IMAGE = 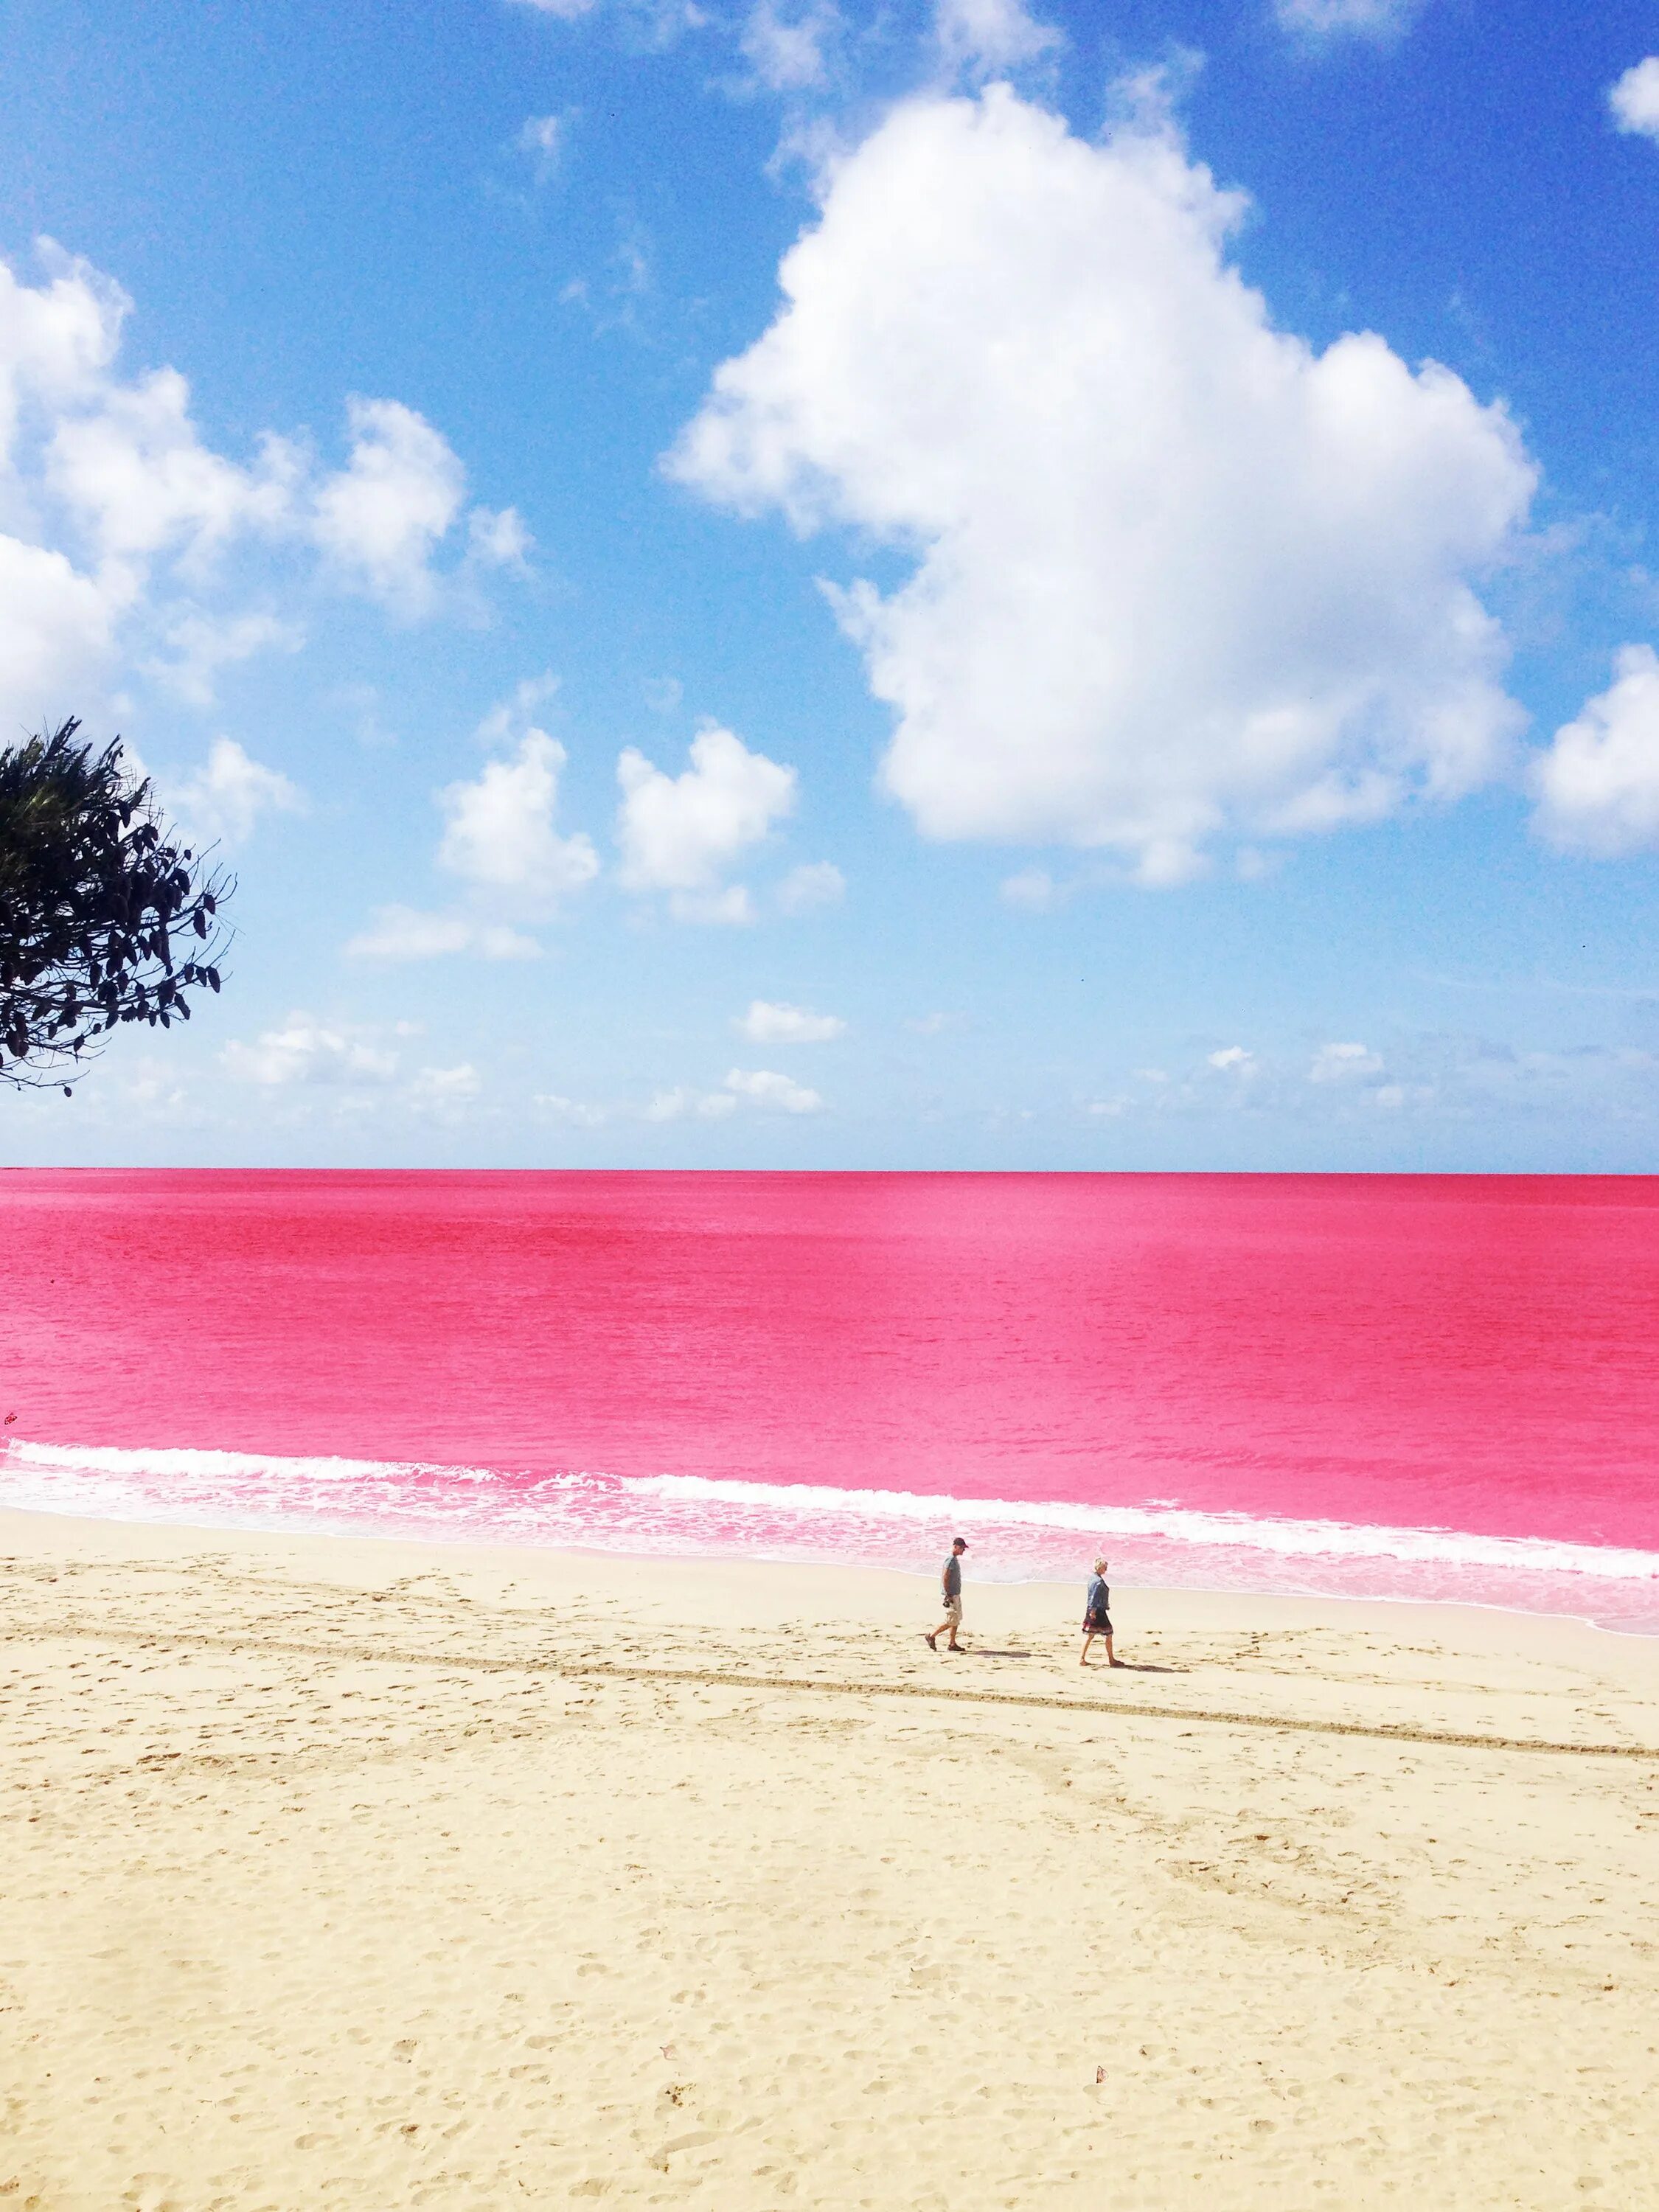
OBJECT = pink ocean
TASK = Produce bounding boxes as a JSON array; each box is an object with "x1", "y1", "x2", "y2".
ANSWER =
[{"x1": 4, "y1": 1169, "x2": 1658, "y2": 1630}]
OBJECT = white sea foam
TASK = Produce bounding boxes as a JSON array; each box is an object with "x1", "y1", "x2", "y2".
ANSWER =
[
  {"x1": 5, "y1": 1439, "x2": 1655, "y2": 1587},
  {"x1": 626, "y1": 1475, "x2": 1659, "y2": 1581},
  {"x1": 4, "y1": 1441, "x2": 507, "y2": 1485}
]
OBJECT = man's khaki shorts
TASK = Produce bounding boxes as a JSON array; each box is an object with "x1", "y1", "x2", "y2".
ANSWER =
[{"x1": 943, "y1": 1596, "x2": 963, "y2": 1627}]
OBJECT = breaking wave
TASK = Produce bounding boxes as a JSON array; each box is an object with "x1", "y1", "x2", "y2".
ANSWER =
[{"x1": 6, "y1": 1437, "x2": 1658, "y2": 1632}]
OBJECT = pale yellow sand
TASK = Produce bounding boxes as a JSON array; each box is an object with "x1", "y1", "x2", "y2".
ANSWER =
[{"x1": 4, "y1": 1509, "x2": 1658, "y2": 2211}]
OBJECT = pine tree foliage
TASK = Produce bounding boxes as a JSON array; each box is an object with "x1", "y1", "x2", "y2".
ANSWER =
[{"x1": 0, "y1": 720, "x2": 232, "y2": 1094}]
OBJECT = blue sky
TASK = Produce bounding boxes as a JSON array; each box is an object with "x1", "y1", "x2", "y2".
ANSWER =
[{"x1": 4, "y1": 0, "x2": 1659, "y2": 1168}]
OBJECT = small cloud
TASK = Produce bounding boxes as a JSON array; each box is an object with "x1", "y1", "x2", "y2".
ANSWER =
[
  {"x1": 1310, "y1": 1041, "x2": 1384, "y2": 1082},
  {"x1": 777, "y1": 860, "x2": 844, "y2": 914},
  {"x1": 740, "y1": 0, "x2": 841, "y2": 91},
  {"x1": 517, "y1": 111, "x2": 570, "y2": 182},
  {"x1": 1001, "y1": 867, "x2": 1057, "y2": 909},
  {"x1": 907, "y1": 1010, "x2": 961, "y2": 1036},
  {"x1": 311, "y1": 397, "x2": 467, "y2": 619},
  {"x1": 439, "y1": 729, "x2": 599, "y2": 910},
  {"x1": 934, "y1": 0, "x2": 1062, "y2": 74},
  {"x1": 1208, "y1": 1046, "x2": 1255, "y2": 1074},
  {"x1": 643, "y1": 675, "x2": 684, "y2": 715},
  {"x1": 644, "y1": 1085, "x2": 738, "y2": 1122},
  {"x1": 173, "y1": 736, "x2": 305, "y2": 848},
  {"x1": 1273, "y1": 0, "x2": 1423, "y2": 41},
  {"x1": 1531, "y1": 645, "x2": 1659, "y2": 856},
  {"x1": 616, "y1": 722, "x2": 794, "y2": 914},
  {"x1": 467, "y1": 505, "x2": 534, "y2": 570},
  {"x1": 475, "y1": 672, "x2": 560, "y2": 748},
  {"x1": 222, "y1": 1015, "x2": 398, "y2": 1088},
  {"x1": 145, "y1": 609, "x2": 302, "y2": 706},
  {"x1": 724, "y1": 1065, "x2": 824, "y2": 1113},
  {"x1": 510, "y1": 0, "x2": 597, "y2": 15},
  {"x1": 344, "y1": 905, "x2": 541, "y2": 961},
  {"x1": 329, "y1": 681, "x2": 397, "y2": 749},
  {"x1": 411, "y1": 1062, "x2": 481, "y2": 1104},
  {"x1": 735, "y1": 999, "x2": 846, "y2": 1043},
  {"x1": 535, "y1": 1092, "x2": 609, "y2": 1127},
  {"x1": 1610, "y1": 58, "x2": 1659, "y2": 140},
  {"x1": 1133, "y1": 840, "x2": 1208, "y2": 888},
  {"x1": 668, "y1": 885, "x2": 757, "y2": 926}
]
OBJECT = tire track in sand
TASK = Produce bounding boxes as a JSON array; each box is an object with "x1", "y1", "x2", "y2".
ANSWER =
[{"x1": 7, "y1": 1618, "x2": 1657, "y2": 1761}]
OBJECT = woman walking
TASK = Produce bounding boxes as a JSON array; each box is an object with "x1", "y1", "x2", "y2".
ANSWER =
[{"x1": 1082, "y1": 1557, "x2": 1122, "y2": 1667}]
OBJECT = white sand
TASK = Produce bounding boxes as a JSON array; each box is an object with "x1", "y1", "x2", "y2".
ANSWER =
[{"x1": 3, "y1": 1506, "x2": 1658, "y2": 2209}]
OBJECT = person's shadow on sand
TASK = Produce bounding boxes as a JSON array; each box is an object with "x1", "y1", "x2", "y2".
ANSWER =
[{"x1": 952, "y1": 1649, "x2": 1184, "y2": 1672}]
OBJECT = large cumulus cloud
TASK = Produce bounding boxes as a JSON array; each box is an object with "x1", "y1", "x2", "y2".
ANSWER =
[{"x1": 671, "y1": 88, "x2": 1537, "y2": 883}]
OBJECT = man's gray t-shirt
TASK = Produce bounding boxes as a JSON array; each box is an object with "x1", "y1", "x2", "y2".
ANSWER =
[{"x1": 944, "y1": 1555, "x2": 961, "y2": 1599}]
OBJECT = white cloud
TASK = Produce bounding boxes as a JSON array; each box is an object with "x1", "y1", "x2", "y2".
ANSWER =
[
  {"x1": 410, "y1": 1062, "x2": 481, "y2": 1103},
  {"x1": 172, "y1": 736, "x2": 305, "y2": 848},
  {"x1": 518, "y1": 111, "x2": 568, "y2": 181},
  {"x1": 641, "y1": 1067, "x2": 827, "y2": 1119},
  {"x1": 736, "y1": 998, "x2": 846, "y2": 1042},
  {"x1": 670, "y1": 884, "x2": 757, "y2": 925},
  {"x1": 0, "y1": 244, "x2": 524, "y2": 740},
  {"x1": 510, "y1": 0, "x2": 597, "y2": 15},
  {"x1": 776, "y1": 859, "x2": 844, "y2": 911},
  {"x1": 474, "y1": 671, "x2": 560, "y2": 748},
  {"x1": 1310, "y1": 1041, "x2": 1384, "y2": 1082},
  {"x1": 1001, "y1": 867, "x2": 1057, "y2": 908},
  {"x1": 1609, "y1": 57, "x2": 1659, "y2": 137},
  {"x1": 1274, "y1": 0, "x2": 1422, "y2": 40},
  {"x1": 616, "y1": 721, "x2": 796, "y2": 900},
  {"x1": 312, "y1": 397, "x2": 466, "y2": 615},
  {"x1": 467, "y1": 504, "x2": 533, "y2": 568},
  {"x1": 438, "y1": 728, "x2": 599, "y2": 906},
  {"x1": 1208, "y1": 1046, "x2": 1256, "y2": 1074},
  {"x1": 344, "y1": 905, "x2": 542, "y2": 961},
  {"x1": 48, "y1": 369, "x2": 296, "y2": 566},
  {"x1": 535, "y1": 1092, "x2": 610, "y2": 1127},
  {"x1": 119, "y1": 1058, "x2": 191, "y2": 1118},
  {"x1": 672, "y1": 89, "x2": 1533, "y2": 883},
  {"x1": 643, "y1": 675, "x2": 684, "y2": 714},
  {"x1": 1531, "y1": 645, "x2": 1659, "y2": 856},
  {"x1": 741, "y1": 0, "x2": 840, "y2": 91},
  {"x1": 725, "y1": 1065, "x2": 825, "y2": 1113},
  {"x1": 0, "y1": 242, "x2": 126, "y2": 458},
  {"x1": 644, "y1": 1085, "x2": 738, "y2": 1122},
  {"x1": 222, "y1": 1015, "x2": 398, "y2": 1087},
  {"x1": 0, "y1": 534, "x2": 118, "y2": 715},
  {"x1": 145, "y1": 608, "x2": 302, "y2": 706},
  {"x1": 934, "y1": 0, "x2": 1061, "y2": 73}
]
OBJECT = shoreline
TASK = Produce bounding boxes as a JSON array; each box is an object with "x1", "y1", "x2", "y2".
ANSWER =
[
  {"x1": 10, "y1": 1430, "x2": 1659, "y2": 1644},
  {"x1": 7, "y1": 1500, "x2": 1659, "y2": 1728},
  {"x1": 4, "y1": 1492, "x2": 1658, "y2": 1644},
  {"x1": 5, "y1": 1505, "x2": 1658, "y2": 2207}
]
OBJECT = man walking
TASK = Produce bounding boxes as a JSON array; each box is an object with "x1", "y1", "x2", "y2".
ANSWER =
[{"x1": 925, "y1": 1537, "x2": 968, "y2": 1652}]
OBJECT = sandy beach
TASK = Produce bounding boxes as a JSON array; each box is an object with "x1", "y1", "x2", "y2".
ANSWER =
[{"x1": 3, "y1": 1509, "x2": 1657, "y2": 2210}]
